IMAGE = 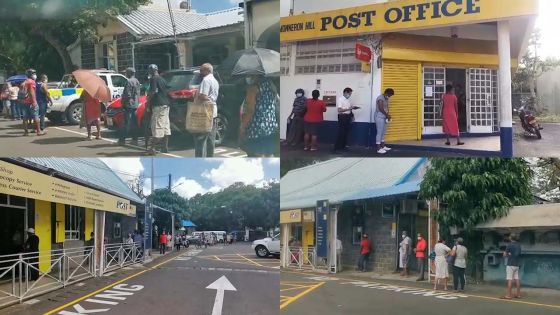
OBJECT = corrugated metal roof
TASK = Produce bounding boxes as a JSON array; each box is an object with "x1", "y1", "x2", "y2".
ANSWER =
[
  {"x1": 475, "y1": 204, "x2": 560, "y2": 229},
  {"x1": 281, "y1": 158, "x2": 424, "y2": 210},
  {"x1": 21, "y1": 158, "x2": 143, "y2": 204},
  {"x1": 117, "y1": 7, "x2": 243, "y2": 38}
]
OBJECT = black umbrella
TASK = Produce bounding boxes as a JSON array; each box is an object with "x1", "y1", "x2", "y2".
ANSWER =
[{"x1": 220, "y1": 48, "x2": 280, "y2": 77}]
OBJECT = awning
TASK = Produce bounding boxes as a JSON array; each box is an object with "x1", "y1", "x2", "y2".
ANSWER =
[
  {"x1": 0, "y1": 160, "x2": 136, "y2": 216},
  {"x1": 181, "y1": 220, "x2": 197, "y2": 227},
  {"x1": 475, "y1": 204, "x2": 560, "y2": 230}
]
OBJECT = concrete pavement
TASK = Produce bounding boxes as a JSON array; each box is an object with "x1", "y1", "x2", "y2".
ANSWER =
[
  {"x1": 0, "y1": 243, "x2": 278, "y2": 315},
  {"x1": 514, "y1": 122, "x2": 560, "y2": 157},
  {"x1": 0, "y1": 118, "x2": 247, "y2": 157},
  {"x1": 280, "y1": 270, "x2": 560, "y2": 315}
]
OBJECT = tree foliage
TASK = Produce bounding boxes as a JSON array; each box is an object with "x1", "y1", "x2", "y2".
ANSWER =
[
  {"x1": 532, "y1": 158, "x2": 560, "y2": 202},
  {"x1": 0, "y1": 0, "x2": 151, "y2": 74},
  {"x1": 419, "y1": 158, "x2": 533, "y2": 232},
  {"x1": 146, "y1": 182, "x2": 279, "y2": 232}
]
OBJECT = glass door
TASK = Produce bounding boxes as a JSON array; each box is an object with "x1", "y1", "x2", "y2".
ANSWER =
[
  {"x1": 467, "y1": 68, "x2": 498, "y2": 133},
  {"x1": 422, "y1": 67, "x2": 446, "y2": 135}
]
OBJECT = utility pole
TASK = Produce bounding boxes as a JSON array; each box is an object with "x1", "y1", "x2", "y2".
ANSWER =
[{"x1": 168, "y1": 174, "x2": 172, "y2": 190}]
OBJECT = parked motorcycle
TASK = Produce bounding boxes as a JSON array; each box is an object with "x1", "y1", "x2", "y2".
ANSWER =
[{"x1": 516, "y1": 106, "x2": 543, "y2": 139}]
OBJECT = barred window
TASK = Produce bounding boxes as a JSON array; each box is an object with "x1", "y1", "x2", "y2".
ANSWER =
[
  {"x1": 65, "y1": 205, "x2": 84, "y2": 241},
  {"x1": 295, "y1": 37, "x2": 362, "y2": 75},
  {"x1": 280, "y1": 43, "x2": 291, "y2": 76}
]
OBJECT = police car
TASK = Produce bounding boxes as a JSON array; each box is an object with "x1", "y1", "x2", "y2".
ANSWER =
[{"x1": 47, "y1": 70, "x2": 128, "y2": 125}]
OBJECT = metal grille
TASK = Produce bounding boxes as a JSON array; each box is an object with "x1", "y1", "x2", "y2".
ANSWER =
[
  {"x1": 295, "y1": 37, "x2": 362, "y2": 74},
  {"x1": 280, "y1": 43, "x2": 291, "y2": 76},
  {"x1": 423, "y1": 67, "x2": 446, "y2": 128}
]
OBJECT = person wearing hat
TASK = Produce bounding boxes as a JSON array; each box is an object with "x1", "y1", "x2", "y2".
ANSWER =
[
  {"x1": 146, "y1": 64, "x2": 171, "y2": 154},
  {"x1": 24, "y1": 228, "x2": 40, "y2": 281},
  {"x1": 285, "y1": 88, "x2": 307, "y2": 147},
  {"x1": 21, "y1": 69, "x2": 44, "y2": 136},
  {"x1": 118, "y1": 67, "x2": 141, "y2": 146},
  {"x1": 333, "y1": 87, "x2": 359, "y2": 152}
]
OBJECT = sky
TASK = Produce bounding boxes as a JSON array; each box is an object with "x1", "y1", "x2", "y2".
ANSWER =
[
  {"x1": 536, "y1": 0, "x2": 560, "y2": 58},
  {"x1": 101, "y1": 158, "x2": 280, "y2": 199}
]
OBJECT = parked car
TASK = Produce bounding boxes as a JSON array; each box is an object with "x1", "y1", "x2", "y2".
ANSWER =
[
  {"x1": 47, "y1": 70, "x2": 128, "y2": 124},
  {"x1": 252, "y1": 234, "x2": 280, "y2": 258},
  {"x1": 105, "y1": 67, "x2": 245, "y2": 146}
]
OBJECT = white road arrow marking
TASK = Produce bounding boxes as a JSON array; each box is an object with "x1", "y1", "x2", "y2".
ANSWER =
[
  {"x1": 206, "y1": 275, "x2": 237, "y2": 315},
  {"x1": 58, "y1": 304, "x2": 109, "y2": 314}
]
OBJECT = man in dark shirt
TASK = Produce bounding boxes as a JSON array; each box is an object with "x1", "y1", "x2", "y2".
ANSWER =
[
  {"x1": 146, "y1": 64, "x2": 171, "y2": 154},
  {"x1": 502, "y1": 233, "x2": 522, "y2": 299},
  {"x1": 24, "y1": 228, "x2": 40, "y2": 281},
  {"x1": 119, "y1": 67, "x2": 140, "y2": 146}
]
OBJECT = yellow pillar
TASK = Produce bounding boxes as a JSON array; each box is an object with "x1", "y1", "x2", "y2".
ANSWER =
[
  {"x1": 35, "y1": 200, "x2": 51, "y2": 273},
  {"x1": 56, "y1": 203, "x2": 65, "y2": 243},
  {"x1": 85, "y1": 208, "x2": 94, "y2": 241}
]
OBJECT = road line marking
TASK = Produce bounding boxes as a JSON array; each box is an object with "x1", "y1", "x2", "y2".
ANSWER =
[
  {"x1": 51, "y1": 126, "x2": 182, "y2": 158},
  {"x1": 197, "y1": 256, "x2": 278, "y2": 270},
  {"x1": 43, "y1": 254, "x2": 179, "y2": 315},
  {"x1": 281, "y1": 270, "x2": 560, "y2": 310},
  {"x1": 23, "y1": 299, "x2": 41, "y2": 305},
  {"x1": 279, "y1": 282, "x2": 325, "y2": 310},
  {"x1": 236, "y1": 254, "x2": 265, "y2": 267}
]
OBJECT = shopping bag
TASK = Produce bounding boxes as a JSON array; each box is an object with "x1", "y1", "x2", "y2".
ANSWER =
[{"x1": 186, "y1": 100, "x2": 214, "y2": 133}]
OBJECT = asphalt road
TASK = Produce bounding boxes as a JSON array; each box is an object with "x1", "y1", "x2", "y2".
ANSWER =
[
  {"x1": 1, "y1": 243, "x2": 278, "y2": 315},
  {"x1": 280, "y1": 271, "x2": 560, "y2": 315},
  {"x1": 0, "y1": 118, "x2": 247, "y2": 158},
  {"x1": 281, "y1": 143, "x2": 472, "y2": 158},
  {"x1": 514, "y1": 122, "x2": 560, "y2": 157}
]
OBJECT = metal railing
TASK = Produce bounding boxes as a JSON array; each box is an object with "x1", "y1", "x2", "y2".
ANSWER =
[
  {"x1": 0, "y1": 242, "x2": 143, "y2": 308},
  {"x1": 284, "y1": 246, "x2": 320, "y2": 270}
]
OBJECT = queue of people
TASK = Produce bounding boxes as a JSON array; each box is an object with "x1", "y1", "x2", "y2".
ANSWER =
[{"x1": 285, "y1": 83, "x2": 467, "y2": 154}]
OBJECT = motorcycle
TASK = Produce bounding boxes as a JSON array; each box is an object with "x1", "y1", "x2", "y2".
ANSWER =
[{"x1": 516, "y1": 106, "x2": 543, "y2": 139}]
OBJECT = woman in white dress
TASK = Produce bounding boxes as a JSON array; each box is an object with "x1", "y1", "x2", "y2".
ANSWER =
[{"x1": 434, "y1": 239, "x2": 451, "y2": 290}]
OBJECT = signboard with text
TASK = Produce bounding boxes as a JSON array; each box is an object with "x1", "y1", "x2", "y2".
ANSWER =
[
  {"x1": 0, "y1": 161, "x2": 135, "y2": 216},
  {"x1": 280, "y1": 0, "x2": 538, "y2": 42},
  {"x1": 355, "y1": 43, "x2": 372, "y2": 62},
  {"x1": 316, "y1": 200, "x2": 329, "y2": 258},
  {"x1": 280, "y1": 209, "x2": 302, "y2": 224}
]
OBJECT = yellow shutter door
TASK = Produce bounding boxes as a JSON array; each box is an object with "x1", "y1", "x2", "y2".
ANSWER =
[{"x1": 382, "y1": 60, "x2": 421, "y2": 141}]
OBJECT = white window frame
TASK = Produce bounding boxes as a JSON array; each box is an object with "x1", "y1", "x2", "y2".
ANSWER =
[
  {"x1": 65, "y1": 205, "x2": 83, "y2": 241},
  {"x1": 295, "y1": 36, "x2": 362, "y2": 75},
  {"x1": 280, "y1": 43, "x2": 291, "y2": 76}
]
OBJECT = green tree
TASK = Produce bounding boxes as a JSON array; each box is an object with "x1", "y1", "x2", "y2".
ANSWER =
[
  {"x1": 0, "y1": 0, "x2": 151, "y2": 73},
  {"x1": 532, "y1": 158, "x2": 560, "y2": 202},
  {"x1": 420, "y1": 158, "x2": 533, "y2": 231}
]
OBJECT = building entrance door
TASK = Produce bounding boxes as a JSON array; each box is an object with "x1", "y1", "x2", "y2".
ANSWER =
[
  {"x1": 422, "y1": 67, "x2": 446, "y2": 135},
  {"x1": 446, "y1": 68, "x2": 468, "y2": 132},
  {"x1": 467, "y1": 68, "x2": 499, "y2": 133}
]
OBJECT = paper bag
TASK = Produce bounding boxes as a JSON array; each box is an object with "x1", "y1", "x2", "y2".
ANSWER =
[{"x1": 186, "y1": 100, "x2": 214, "y2": 133}]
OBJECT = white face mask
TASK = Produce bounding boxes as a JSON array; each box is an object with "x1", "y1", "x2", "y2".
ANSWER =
[
  {"x1": 296, "y1": 93, "x2": 303, "y2": 98},
  {"x1": 31, "y1": 74, "x2": 37, "y2": 80},
  {"x1": 344, "y1": 93, "x2": 351, "y2": 99},
  {"x1": 402, "y1": 235, "x2": 406, "y2": 239},
  {"x1": 246, "y1": 77, "x2": 254, "y2": 85}
]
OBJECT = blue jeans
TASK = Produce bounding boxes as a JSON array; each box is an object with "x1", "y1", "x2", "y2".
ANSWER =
[
  {"x1": 38, "y1": 101, "x2": 48, "y2": 130},
  {"x1": 358, "y1": 253, "x2": 370, "y2": 271},
  {"x1": 11, "y1": 101, "x2": 21, "y2": 119},
  {"x1": 119, "y1": 108, "x2": 138, "y2": 142}
]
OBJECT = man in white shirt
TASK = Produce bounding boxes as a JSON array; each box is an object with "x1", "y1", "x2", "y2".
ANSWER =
[
  {"x1": 336, "y1": 237, "x2": 343, "y2": 272},
  {"x1": 333, "y1": 87, "x2": 358, "y2": 152},
  {"x1": 195, "y1": 63, "x2": 220, "y2": 157}
]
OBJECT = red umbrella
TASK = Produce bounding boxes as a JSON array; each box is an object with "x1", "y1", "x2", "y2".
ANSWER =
[{"x1": 72, "y1": 70, "x2": 111, "y2": 102}]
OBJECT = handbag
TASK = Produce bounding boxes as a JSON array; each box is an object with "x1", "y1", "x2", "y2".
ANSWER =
[
  {"x1": 446, "y1": 246, "x2": 457, "y2": 265},
  {"x1": 186, "y1": 100, "x2": 214, "y2": 133}
]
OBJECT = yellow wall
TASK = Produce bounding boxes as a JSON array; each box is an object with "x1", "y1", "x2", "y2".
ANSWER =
[
  {"x1": 56, "y1": 203, "x2": 65, "y2": 243},
  {"x1": 302, "y1": 222, "x2": 314, "y2": 264},
  {"x1": 85, "y1": 208, "x2": 94, "y2": 241},
  {"x1": 35, "y1": 200, "x2": 51, "y2": 273}
]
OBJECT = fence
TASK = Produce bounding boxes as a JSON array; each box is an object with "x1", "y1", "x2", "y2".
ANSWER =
[
  {"x1": 0, "y1": 242, "x2": 143, "y2": 308},
  {"x1": 283, "y1": 246, "x2": 329, "y2": 271}
]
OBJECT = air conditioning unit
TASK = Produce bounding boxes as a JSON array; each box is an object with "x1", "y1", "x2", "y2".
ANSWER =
[{"x1": 400, "y1": 199, "x2": 418, "y2": 214}]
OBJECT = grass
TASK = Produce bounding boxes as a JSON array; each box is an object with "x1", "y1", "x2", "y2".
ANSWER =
[{"x1": 536, "y1": 114, "x2": 560, "y2": 123}]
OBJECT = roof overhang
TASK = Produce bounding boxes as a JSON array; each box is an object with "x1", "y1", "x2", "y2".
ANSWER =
[{"x1": 475, "y1": 204, "x2": 560, "y2": 230}]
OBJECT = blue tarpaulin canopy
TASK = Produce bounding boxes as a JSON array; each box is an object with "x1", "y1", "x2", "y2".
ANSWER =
[
  {"x1": 181, "y1": 220, "x2": 197, "y2": 227},
  {"x1": 6, "y1": 74, "x2": 27, "y2": 85}
]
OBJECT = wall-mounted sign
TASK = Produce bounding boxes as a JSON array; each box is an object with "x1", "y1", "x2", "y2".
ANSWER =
[
  {"x1": 355, "y1": 43, "x2": 372, "y2": 62},
  {"x1": 0, "y1": 161, "x2": 135, "y2": 216},
  {"x1": 302, "y1": 210, "x2": 315, "y2": 222},
  {"x1": 280, "y1": 209, "x2": 302, "y2": 223},
  {"x1": 316, "y1": 200, "x2": 329, "y2": 258},
  {"x1": 281, "y1": 0, "x2": 538, "y2": 42}
]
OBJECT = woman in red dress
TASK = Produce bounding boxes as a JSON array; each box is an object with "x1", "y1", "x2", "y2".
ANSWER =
[
  {"x1": 81, "y1": 91, "x2": 102, "y2": 140},
  {"x1": 441, "y1": 84, "x2": 464, "y2": 146}
]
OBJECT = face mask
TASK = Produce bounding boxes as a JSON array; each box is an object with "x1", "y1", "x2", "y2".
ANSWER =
[
  {"x1": 417, "y1": 237, "x2": 421, "y2": 240},
  {"x1": 402, "y1": 235, "x2": 406, "y2": 239},
  {"x1": 296, "y1": 93, "x2": 303, "y2": 98},
  {"x1": 31, "y1": 74, "x2": 37, "y2": 80},
  {"x1": 246, "y1": 77, "x2": 254, "y2": 85},
  {"x1": 147, "y1": 75, "x2": 152, "y2": 80}
]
